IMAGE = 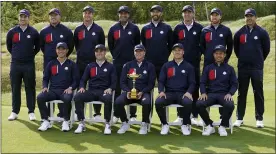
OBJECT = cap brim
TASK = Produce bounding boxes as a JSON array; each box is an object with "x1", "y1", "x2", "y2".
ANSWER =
[
  {"x1": 83, "y1": 9, "x2": 94, "y2": 12},
  {"x1": 49, "y1": 11, "x2": 59, "y2": 15},
  {"x1": 19, "y1": 13, "x2": 29, "y2": 16},
  {"x1": 150, "y1": 8, "x2": 161, "y2": 12},
  {"x1": 245, "y1": 13, "x2": 255, "y2": 16},
  {"x1": 183, "y1": 9, "x2": 193, "y2": 12},
  {"x1": 172, "y1": 46, "x2": 183, "y2": 50},
  {"x1": 210, "y1": 11, "x2": 220, "y2": 15}
]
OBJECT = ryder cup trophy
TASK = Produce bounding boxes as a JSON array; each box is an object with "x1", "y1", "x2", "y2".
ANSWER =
[{"x1": 127, "y1": 70, "x2": 141, "y2": 99}]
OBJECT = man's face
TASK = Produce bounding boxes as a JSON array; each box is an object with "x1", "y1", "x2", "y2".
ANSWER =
[
  {"x1": 134, "y1": 50, "x2": 145, "y2": 61},
  {"x1": 213, "y1": 51, "x2": 226, "y2": 62},
  {"x1": 83, "y1": 10, "x2": 93, "y2": 22},
  {"x1": 245, "y1": 14, "x2": 256, "y2": 26},
  {"x1": 182, "y1": 10, "x2": 194, "y2": 22},
  {"x1": 56, "y1": 47, "x2": 68, "y2": 58},
  {"x1": 173, "y1": 47, "x2": 184, "y2": 59},
  {"x1": 210, "y1": 13, "x2": 221, "y2": 24},
  {"x1": 95, "y1": 49, "x2": 106, "y2": 60},
  {"x1": 19, "y1": 14, "x2": 29, "y2": 25},
  {"x1": 150, "y1": 9, "x2": 162, "y2": 21},
  {"x1": 49, "y1": 13, "x2": 61, "y2": 25},
  {"x1": 118, "y1": 11, "x2": 129, "y2": 22}
]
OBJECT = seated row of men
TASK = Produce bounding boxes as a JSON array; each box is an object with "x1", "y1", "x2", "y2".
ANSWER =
[{"x1": 37, "y1": 42, "x2": 237, "y2": 136}]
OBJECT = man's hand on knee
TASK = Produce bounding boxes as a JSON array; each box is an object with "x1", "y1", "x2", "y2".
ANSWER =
[
  {"x1": 158, "y1": 92, "x2": 166, "y2": 99},
  {"x1": 198, "y1": 93, "x2": 208, "y2": 101}
]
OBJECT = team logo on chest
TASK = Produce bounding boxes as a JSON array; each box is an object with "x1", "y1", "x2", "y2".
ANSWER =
[
  {"x1": 143, "y1": 70, "x2": 147, "y2": 74},
  {"x1": 193, "y1": 31, "x2": 197, "y2": 35},
  {"x1": 160, "y1": 30, "x2": 164, "y2": 34},
  {"x1": 254, "y1": 36, "x2": 258, "y2": 40},
  {"x1": 219, "y1": 34, "x2": 223, "y2": 37},
  {"x1": 181, "y1": 70, "x2": 186, "y2": 73},
  {"x1": 223, "y1": 71, "x2": 227, "y2": 75},
  {"x1": 92, "y1": 32, "x2": 96, "y2": 36},
  {"x1": 128, "y1": 31, "x2": 132, "y2": 35},
  {"x1": 27, "y1": 35, "x2": 31, "y2": 38},
  {"x1": 103, "y1": 68, "x2": 107, "y2": 72},
  {"x1": 65, "y1": 67, "x2": 68, "y2": 70},
  {"x1": 60, "y1": 34, "x2": 64, "y2": 38}
]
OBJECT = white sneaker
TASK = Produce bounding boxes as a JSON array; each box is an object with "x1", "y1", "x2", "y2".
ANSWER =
[
  {"x1": 181, "y1": 125, "x2": 191, "y2": 136},
  {"x1": 117, "y1": 122, "x2": 130, "y2": 134},
  {"x1": 256, "y1": 120, "x2": 264, "y2": 128},
  {"x1": 139, "y1": 122, "x2": 148, "y2": 135},
  {"x1": 62, "y1": 121, "x2": 70, "y2": 132},
  {"x1": 112, "y1": 116, "x2": 119, "y2": 124},
  {"x1": 191, "y1": 118, "x2": 198, "y2": 126},
  {"x1": 218, "y1": 126, "x2": 228, "y2": 136},
  {"x1": 197, "y1": 119, "x2": 204, "y2": 127},
  {"x1": 28, "y1": 113, "x2": 36, "y2": 121},
  {"x1": 202, "y1": 125, "x2": 215, "y2": 136},
  {"x1": 74, "y1": 123, "x2": 85, "y2": 134},
  {"x1": 130, "y1": 117, "x2": 137, "y2": 122},
  {"x1": 38, "y1": 120, "x2": 52, "y2": 131},
  {"x1": 94, "y1": 115, "x2": 102, "y2": 121},
  {"x1": 74, "y1": 113, "x2": 79, "y2": 122},
  {"x1": 160, "y1": 124, "x2": 170, "y2": 135},
  {"x1": 173, "y1": 117, "x2": 183, "y2": 123},
  {"x1": 233, "y1": 120, "x2": 243, "y2": 127},
  {"x1": 104, "y1": 124, "x2": 112, "y2": 135},
  {"x1": 8, "y1": 112, "x2": 18, "y2": 121}
]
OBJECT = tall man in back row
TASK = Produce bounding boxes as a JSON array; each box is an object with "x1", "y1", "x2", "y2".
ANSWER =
[
  {"x1": 108, "y1": 6, "x2": 141, "y2": 123},
  {"x1": 233, "y1": 8, "x2": 270, "y2": 128}
]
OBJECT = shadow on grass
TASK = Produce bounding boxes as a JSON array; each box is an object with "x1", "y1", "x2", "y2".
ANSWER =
[{"x1": 16, "y1": 119, "x2": 275, "y2": 153}]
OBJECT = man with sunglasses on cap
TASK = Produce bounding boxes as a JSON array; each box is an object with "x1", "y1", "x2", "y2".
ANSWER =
[
  {"x1": 7, "y1": 9, "x2": 40, "y2": 121},
  {"x1": 74, "y1": 44, "x2": 117, "y2": 135},
  {"x1": 40, "y1": 8, "x2": 74, "y2": 118},
  {"x1": 74, "y1": 6, "x2": 105, "y2": 121},
  {"x1": 155, "y1": 43, "x2": 195, "y2": 135},
  {"x1": 172, "y1": 5, "x2": 204, "y2": 126},
  {"x1": 197, "y1": 45, "x2": 238, "y2": 137},
  {"x1": 233, "y1": 8, "x2": 270, "y2": 128},
  {"x1": 37, "y1": 42, "x2": 79, "y2": 132},
  {"x1": 141, "y1": 5, "x2": 173, "y2": 80},
  {"x1": 114, "y1": 44, "x2": 156, "y2": 135},
  {"x1": 108, "y1": 6, "x2": 141, "y2": 123}
]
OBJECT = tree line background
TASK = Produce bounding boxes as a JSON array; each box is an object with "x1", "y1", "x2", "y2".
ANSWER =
[{"x1": 1, "y1": 1, "x2": 275, "y2": 31}]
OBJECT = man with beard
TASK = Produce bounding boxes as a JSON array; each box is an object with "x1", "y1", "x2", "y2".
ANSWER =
[
  {"x1": 141, "y1": 5, "x2": 173, "y2": 80},
  {"x1": 108, "y1": 6, "x2": 141, "y2": 123},
  {"x1": 7, "y1": 9, "x2": 40, "y2": 121},
  {"x1": 172, "y1": 5, "x2": 204, "y2": 126},
  {"x1": 233, "y1": 8, "x2": 270, "y2": 128},
  {"x1": 40, "y1": 8, "x2": 74, "y2": 118},
  {"x1": 74, "y1": 6, "x2": 105, "y2": 120}
]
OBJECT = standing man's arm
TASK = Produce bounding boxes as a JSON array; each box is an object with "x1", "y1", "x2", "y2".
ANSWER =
[
  {"x1": 172, "y1": 26, "x2": 179, "y2": 46},
  {"x1": 39, "y1": 31, "x2": 45, "y2": 54},
  {"x1": 34, "y1": 30, "x2": 40, "y2": 55},
  {"x1": 73, "y1": 27, "x2": 79, "y2": 52},
  {"x1": 107, "y1": 28, "x2": 114, "y2": 56},
  {"x1": 225, "y1": 28, "x2": 233, "y2": 62},
  {"x1": 99, "y1": 27, "x2": 105, "y2": 45},
  {"x1": 167, "y1": 25, "x2": 173, "y2": 57},
  {"x1": 134, "y1": 26, "x2": 141, "y2": 45},
  {"x1": 233, "y1": 31, "x2": 240, "y2": 58},
  {"x1": 200, "y1": 29, "x2": 206, "y2": 56},
  {"x1": 67, "y1": 29, "x2": 74, "y2": 56},
  {"x1": 6, "y1": 29, "x2": 13, "y2": 54},
  {"x1": 141, "y1": 27, "x2": 146, "y2": 47},
  {"x1": 261, "y1": 30, "x2": 270, "y2": 61}
]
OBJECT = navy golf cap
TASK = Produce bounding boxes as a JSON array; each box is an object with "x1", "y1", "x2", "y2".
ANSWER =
[
  {"x1": 49, "y1": 8, "x2": 61, "y2": 15},
  {"x1": 118, "y1": 6, "x2": 130, "y2": 13},
  {"x1": 210, "y1": 8, "x2": 222, "y2": 16},
  {"x1": 150, "y1": 5, "x2": 163, "y2": 12},
  {"x1": 213, "y1": 45, "x2": 226, "y2": 53},
  {"x1": 134, "y1": 44, "x2": 146, "y2": 51},
  {"x1": 56, "y1": 42, "x2": 68, "y2": 49},
  {"x1": 172, "y1": 43, "x2": 184, "y2": 50},
  {"x1": 94, "y1": 44, "x2": 106, "y2": 51},
  {"x1": 83, "y1": 6, "x2": 94, "y2": 13},
  {"x1": 182, "y1": 5, "x2": 194, "y2": 12},
  {"x1": 245, "y1": 8, "x2": 256, "y2": 16},
  {"x1": 19, "y1": 9, "x2": 30, "y2": 17}
]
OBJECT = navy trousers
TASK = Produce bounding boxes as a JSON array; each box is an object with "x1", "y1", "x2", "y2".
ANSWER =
[
  {"x1": 10, "y1": 62, "x2": 36, "y2": 114},
  {"x1": 196, "y1": 93, "x2": 235, "y2": 127},
  {"x1": 155, "y1": 92, "x2": 193, "y2": 125},
  {"x1": 37, "y1": 89, "x2": 73, "y2": 121},
  {"x1": 237, "y1": 69, "x2": 264, "y2": 120},
  {"x1": 74, "y1": 89, "x2": 112, "y2": 122}
]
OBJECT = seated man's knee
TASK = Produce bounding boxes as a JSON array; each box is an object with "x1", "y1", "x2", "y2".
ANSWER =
[
  {"x1": 182, "y1": 97, "x2": 193, "y2": 106},
  {"x1": 224, "y1": 101, "x2": 235, "y2": 111},
  {"x1": 196, "y1": 100, "x2": 206, "y2": 108},
  {"x1": 102, "y1": 93, "x2": 112, "y2": 103},
  {"x1": 37, "y1": 92, "x2": 47, "y2": 103},
  {"x1": 74, "y1": 92, "x2": 83, "y2": 102},
  {"x1": 115, "y1": 93, "x2": 126, "y2": 106},
  {"x1": 61, "y1": 94, "x2": 73, "y2": 103},
  {"x1": 155, "y1": 97, "x2": 166, "y2": 108}
]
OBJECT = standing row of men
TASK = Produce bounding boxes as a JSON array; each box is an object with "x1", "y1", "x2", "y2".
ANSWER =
[{"x1": 7, "y1": 5, "x2": 270, "y2": 135}]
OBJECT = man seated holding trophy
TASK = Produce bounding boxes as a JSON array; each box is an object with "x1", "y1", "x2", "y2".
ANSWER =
[
  {"x1": 114, "y1": 44, "x2": 156, "y2": 135},
  {"x1": 155, "y1": 43, "x2": 196, "y2": 135}
]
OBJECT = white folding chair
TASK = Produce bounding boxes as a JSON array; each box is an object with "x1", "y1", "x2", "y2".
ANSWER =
[
  {"x1": 202, "y1": 104, "x2": 233, "y2": 134},
  {"x1": 126, "y1": 90, "x2": 154, "y2": 132},
  {"x1": 83, "y1": 91, "x2": 115, "y2": 125},
  {"x1": 47, "y1": 90, "x2": 76, "y2": 129},
  {"x1": 165, "y1": 104, "x2": 184, "y2": 126}
]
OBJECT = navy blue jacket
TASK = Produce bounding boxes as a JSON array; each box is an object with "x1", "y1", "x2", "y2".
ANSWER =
[
  {"x1": 173, "y1": 21, "x2": 204, "y2": 68},
  {"x1": 43, "y1": 59, "x2": 79, "y2": 90},
  {"x1": 121, "y1": 60, "x2": 156, "y2": 93},
  {"x1": 74, "y1": 22, "x2": 105, "y2": 64},
  {"x1": 234, "y1": 24, "x2": 270, "y2": 70},
  {"x1": 6, "y1": 25, "x2": 40, "y2": 64},
  {"x1": 141, "y1": 21, "x2": 173, "y2": 65},
  {"x1": 108, "y1": 22, "x2": 140, "y2": 65},
  {"x1": 200, "y1": 62, "x2": 238, "y2": 95},
  {"x1": 79, "y1": 61, "x2": 117, "y2": 90},
  {"x1": 158, "y1": 60, "x2": 195, "y2": 93},
  {"x1": 200, "y1": 24, "x2": 233, "y2": 67},
  {"x1": 40, "y1": 23, "x2": 74, "y2": 61}
]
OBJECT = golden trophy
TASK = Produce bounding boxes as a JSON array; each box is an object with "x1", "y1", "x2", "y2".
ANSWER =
[{"x1": 127, "y1": 70, "x2": 142, "y2": 99}]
